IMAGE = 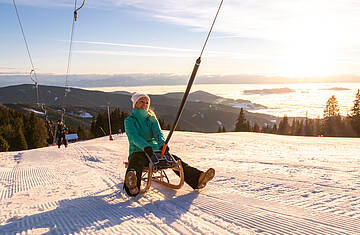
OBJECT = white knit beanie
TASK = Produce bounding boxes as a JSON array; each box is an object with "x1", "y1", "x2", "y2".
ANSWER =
[{"x1": 131, "y1": 93, "x2": 150, "y2": 109}]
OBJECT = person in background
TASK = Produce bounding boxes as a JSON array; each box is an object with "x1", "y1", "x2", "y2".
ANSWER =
[
  {"x1": 56, "y1": 120, "x2": 68, "y2": 148},
  {"x1": 123, "y1": 93, "x2": 215, "y2": 196}
]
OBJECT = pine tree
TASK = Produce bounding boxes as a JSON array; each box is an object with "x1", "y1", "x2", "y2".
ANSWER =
[
  {"x1": 23, "y1": 112, "x2": 48, "y2": 149},
  {"x1": 246, "y1": 121, "x2": 251, "y2": 131},
  {"x1": 91, "y1": 113, "x2": 107, "y2": 137},
  {"x1": 314, "y1": 117, "x2": 323, "y2": 136},
  {"x1": 343, "y1": 116, "x2": 357, "y2": 137},
  {"x1": 292, "y1": 119, "x2": 298, "y2": 135},
  {"x1": 10, "y1": 118, "x2": 28, "y2": 151},
  {"x1": 324, "y1": 95, "x2": 340, "y2": 118},
  {"x1": 323, "y1": 95, "x2": 341, "y2": 136},
  {"x1": 278, "y1": 115, "x2": 290, "y2": 135},
  {"x1": 0, "y1": 135, "x2": 9, "y2": 152},
  {"x1": 110, "y1": 108, "x2": 122, "y2": 135},
  {"x1": 252, "y1": 122, "x2": 260, "y2": 132},
  {"x1": 304, "y1": 118, "x2": 314, "y2": 136},
  {"x1": 77, "y1": 126, "x2": 91, "y2": 140},
  {"x1": 350, "y1": 89, "x2": 360, "y2": 117},
  {"x1": 0, "y1": 107, "x2": 49, "y2": 150},
  {"x1": 295, "y1": 120, "x2": 304, "y2": 136},
  {"x1": 16, "y1": 127, "x2": 28, "y2": 150},
  {"x1": 234, "y1": 108, "x2": 248, "y2": 131},
  {"x1": 45, "y1": 120, "x2": 55, "y2": 145},
  {"x1": 91, "y1": 110, "x2": 129, "y2": 137},
  {"x1": 349, "y1": 89, "x2": 360, "y2": 136},
  {"x1": 90, "y1": 118, "x2": 97, "y2": 136},
  {"x1": 272, "y1": 123, "x2": 277, "y2": 133}
]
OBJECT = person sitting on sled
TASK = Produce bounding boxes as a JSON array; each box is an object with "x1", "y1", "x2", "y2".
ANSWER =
[
  {"x1": 123, "y1": 93, "x2": 215, "y2": 196},
  {"x1": 56, "y1": 120, "x2": 68, "y2": 148}
]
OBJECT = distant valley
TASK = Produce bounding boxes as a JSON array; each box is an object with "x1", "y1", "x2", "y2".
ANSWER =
[{"x1": 0, "y1": 84, "x2": 277, "y2": 132}]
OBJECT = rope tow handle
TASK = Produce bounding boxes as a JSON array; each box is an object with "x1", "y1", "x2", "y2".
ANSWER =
[
  {"x1": 74, "y1": 0, "x2": 85, "y2": 21},
  {"x1": 29, "y1": 69, "x2": 36, "y2": 84},
  {"x1": 161, "y1": 0, "x2": 224, "y2": 158},
  {"x1": 30, "y1": 69, "x2": 40, "y2": 105},
  {"x1": 65, "y1": 0, "x2": 85, "y2": 90}
]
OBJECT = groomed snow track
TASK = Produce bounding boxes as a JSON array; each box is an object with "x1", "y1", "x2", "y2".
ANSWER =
[{"x1": 1, "y1": 132, "x2": 360, "y2": 234}]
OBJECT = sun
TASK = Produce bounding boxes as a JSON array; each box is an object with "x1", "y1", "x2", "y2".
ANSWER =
[
  {"x1": 277, "y1": 7, "x2": 345, "y2": 78},
  {"x1": 280, "y1": 39, "x2": 337, "y2": 78}
]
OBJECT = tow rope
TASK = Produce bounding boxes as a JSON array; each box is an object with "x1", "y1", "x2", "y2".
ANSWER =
[
  {"x1": 62, "y1": 0, "x2": 85, "y2": 122},
  {"x1": 12, "y1": 0, "x2": 40, "y2": 105}
]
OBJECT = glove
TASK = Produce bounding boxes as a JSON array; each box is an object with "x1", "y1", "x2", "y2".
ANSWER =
[
  {"x1": 144, "y1": 146, "x2": 154, "y2": 157},
  {"x1": 160, "y1": 145, "x2": 170, "y2": 154}
]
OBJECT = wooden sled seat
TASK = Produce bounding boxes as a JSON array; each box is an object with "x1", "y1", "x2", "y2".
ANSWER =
[{"x1": 124, "y1": 150, "x2": 184, "y2": 193}]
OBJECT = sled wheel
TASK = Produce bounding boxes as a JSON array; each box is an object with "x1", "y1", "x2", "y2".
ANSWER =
[{"x1": 153, "y1": 160, "x2": 184, "y2": 189}]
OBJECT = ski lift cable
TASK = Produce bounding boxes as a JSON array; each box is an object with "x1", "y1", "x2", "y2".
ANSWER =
[
  {"x1": 13, "y1": 1, "x2": 51, "y2": 121},
  {"x1": 12, "y1": 0, "x2": 43, "y2": 106},
  {"x1": 161, "y1": 0, "x2": 224, "y2": 157},
  {"x1": 62, "y1": 0, "x2": 85, "y2": 122},
  {"x1": 13, "y1": 0, "x2": 52, "y2": 141},
  {"x1": 12, "y1": 0, "x2": 38, "y2": 83},
  {"x1": 65, "y1": 0, "x2": 85, "y2": 92}
]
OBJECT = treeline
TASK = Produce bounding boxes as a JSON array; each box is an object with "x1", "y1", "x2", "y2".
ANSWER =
[
  {"x1": 230, "y1": 89, "x2": 360, "y2": 137},
  {"x1": 0, "y1": 105, "x2": 172, "y2": 152},
  {"x1": 90, "y1": 108, "x2": 129, "y2": 138},
  {"x1": 0, "y1": 107, "x2": 48, "y2": 151}
]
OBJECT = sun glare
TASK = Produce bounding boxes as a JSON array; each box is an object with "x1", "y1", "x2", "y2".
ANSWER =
[
  {"x1": 280, "y1": 39, "x2": 337, "y2": 78},
  {"x1": 278, "y1": 5, "x2": 345, "y2": 78}
]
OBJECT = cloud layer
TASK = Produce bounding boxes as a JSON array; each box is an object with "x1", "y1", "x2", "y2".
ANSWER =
[{"x1": 1, "y1": 73, "x2": 360, "y2": 88}]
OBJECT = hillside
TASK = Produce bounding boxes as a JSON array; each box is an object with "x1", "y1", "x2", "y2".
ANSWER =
[
  {"x1": 0, "y1": 84, "x2": 276, "y2": 132},
  {"x1": 0, "y1": 132, "x2": 359, "y2": 234}
]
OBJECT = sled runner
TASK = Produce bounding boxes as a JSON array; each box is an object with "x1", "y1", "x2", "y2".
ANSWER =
[{"x1": 124, "y1": 150, "x2": 184, "y2": 193}]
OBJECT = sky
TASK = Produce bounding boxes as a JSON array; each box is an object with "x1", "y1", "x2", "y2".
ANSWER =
[{"x1": 2, "y1": 0, "x2": 360, "y2": 87}]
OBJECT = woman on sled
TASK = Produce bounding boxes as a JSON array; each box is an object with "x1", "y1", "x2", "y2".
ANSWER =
[{"x1": 123, "y1": 93, "x2": 215, "y2": 196}]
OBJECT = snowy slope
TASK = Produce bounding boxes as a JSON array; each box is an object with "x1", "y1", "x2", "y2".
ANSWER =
[{"x1": 0, "y1": 132, "x2": 360, "y2": 234}]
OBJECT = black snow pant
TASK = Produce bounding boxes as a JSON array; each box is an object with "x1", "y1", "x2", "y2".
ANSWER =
[
  {"x1": 124, "y1": 152, "x2": 203, "y2": 197},
  {"x1": 57, "y1": 134, "x2": 67, "y2": 147}
]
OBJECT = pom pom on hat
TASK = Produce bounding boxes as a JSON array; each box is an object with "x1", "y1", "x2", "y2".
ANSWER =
[{"x1": 131, "y1": 93, "x2": 150, "y2": 108}]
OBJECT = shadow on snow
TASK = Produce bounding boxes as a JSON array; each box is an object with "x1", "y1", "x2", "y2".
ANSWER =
[{"x1": 0, "y1": 184, "x2": 199, "y2": 234}]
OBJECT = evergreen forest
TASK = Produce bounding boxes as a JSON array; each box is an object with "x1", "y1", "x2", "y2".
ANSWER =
[{"x1": 1, "y1": 89, "x2": 360, "y2": 152}]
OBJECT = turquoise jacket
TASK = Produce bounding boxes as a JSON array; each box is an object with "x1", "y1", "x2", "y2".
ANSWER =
[{"x1": 125, "y1": 109, "x2": 165, "y2": 158}]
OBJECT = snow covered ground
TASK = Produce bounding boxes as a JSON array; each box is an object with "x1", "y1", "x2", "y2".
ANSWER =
[{"x1": 0, "y1": 132, "x2": 359, "y2": 234}]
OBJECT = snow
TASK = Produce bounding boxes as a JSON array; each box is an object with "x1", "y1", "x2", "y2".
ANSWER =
[
  {"x1": 79, "y1": 112, "x2": 93, "y2": 118},
  {"x1": 0, "y1": 132, "x2": 360, "y2": 234},
  {"x1": 230, "y1": 102, "x2": 265, "y2": 110},
  {"x1": 25, "y1": 108, "x2": 45, "y2": 115},
  {"x1": 69, "y1": 111, "x2": 93, "y2": 118}
]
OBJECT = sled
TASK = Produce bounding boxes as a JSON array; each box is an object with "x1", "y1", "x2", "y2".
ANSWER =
[{"x1": 124, "y1": 150, "x2": 184, "y2": 193}]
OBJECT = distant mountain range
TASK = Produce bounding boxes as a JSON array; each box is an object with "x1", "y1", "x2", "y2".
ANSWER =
[
  {"x1": 0, "y1": 84, "x2": 276, "y2": 132},
  {"x1": 1, "y1": 73, "x2": 360, "y2": 88}
]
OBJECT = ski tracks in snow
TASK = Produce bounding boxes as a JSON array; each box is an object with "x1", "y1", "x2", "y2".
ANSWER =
[{"x1": 0, "y1": 133, "x2": 360, "y2": 234}]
